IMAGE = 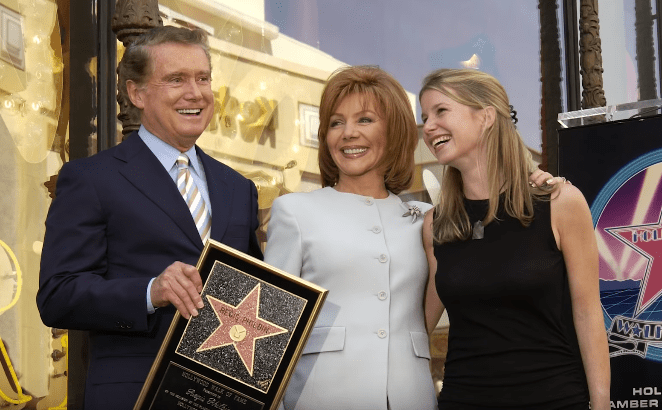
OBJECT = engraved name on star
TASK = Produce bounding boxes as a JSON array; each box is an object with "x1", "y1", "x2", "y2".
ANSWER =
[
  {"x1": 197, "y1": 284, "x2": 287, "y2": 376},
  {"x1": 606, "y1": 208, "x2": 662, "y2": 317}
]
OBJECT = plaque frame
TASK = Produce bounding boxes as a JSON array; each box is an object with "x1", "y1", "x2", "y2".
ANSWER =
[{"x1": 134, "y1": 240, "x2": 327, "y2": 410}]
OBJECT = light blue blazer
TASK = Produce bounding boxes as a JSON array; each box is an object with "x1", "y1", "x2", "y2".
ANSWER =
[{"x1": 265, "y1": 187, "x2": 437, "y2": 410}]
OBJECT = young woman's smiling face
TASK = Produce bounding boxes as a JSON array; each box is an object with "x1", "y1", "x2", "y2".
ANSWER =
[
  {"x1": 326, "y1": 93, "x2": 388, "y2": 185},
  {"x1": 420, "y1": 88, "x2": 487, "y2": 171}
]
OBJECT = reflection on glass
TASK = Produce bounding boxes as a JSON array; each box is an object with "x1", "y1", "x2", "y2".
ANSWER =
[{"x1": 0, "y1": 0, "x2": 67, "y2": 407}]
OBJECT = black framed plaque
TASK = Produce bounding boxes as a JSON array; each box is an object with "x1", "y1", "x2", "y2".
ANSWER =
[{"x1": 134, "y1": 240, "x2": 327, "y2": 410}]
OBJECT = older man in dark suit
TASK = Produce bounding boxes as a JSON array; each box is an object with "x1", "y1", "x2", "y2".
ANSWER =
[{"x1": 37, "y1": 26, "x2": 262, "y2": 409}]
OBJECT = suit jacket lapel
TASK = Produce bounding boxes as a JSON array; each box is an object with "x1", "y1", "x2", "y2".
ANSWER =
[
  {"x1": 197, "y1": 147, "x2": 232, "y2": 242},
  {"x1": 116, "y1": 132, "x2": 203, "y2": 249}
]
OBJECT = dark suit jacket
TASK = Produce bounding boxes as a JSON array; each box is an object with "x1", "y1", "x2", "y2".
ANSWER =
[{"x1": 37, "y1": 131, "x2": 263, "y2": 409}]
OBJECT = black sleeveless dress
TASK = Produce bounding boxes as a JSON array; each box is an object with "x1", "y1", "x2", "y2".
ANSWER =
[{"x1": 434, "y1": 197, "x2": 589, "y2": 409}]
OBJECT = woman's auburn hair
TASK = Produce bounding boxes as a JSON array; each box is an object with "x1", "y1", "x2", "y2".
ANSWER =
[
  {"x1": 419, "y1": 68, "x2": 554, "y2": 244},
  {"x1": 317, "y1": 65, "x2": 418, "y2": 195}
]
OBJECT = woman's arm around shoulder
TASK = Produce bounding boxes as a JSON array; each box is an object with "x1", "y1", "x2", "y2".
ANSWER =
[
  {"x1": 423, "y1": 208, "x2": 445, "y2": 335},
  {"x1": 551, "y1": 183, "x2": 610, "y2": 409},
  {"x1": 264, "y1": 194, "x2": 304, "y2": 277}
]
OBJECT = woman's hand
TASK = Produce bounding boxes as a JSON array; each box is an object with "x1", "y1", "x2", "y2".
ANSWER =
[{"x1": 529, "y1": 169, "x2": 570, "y2": 188}]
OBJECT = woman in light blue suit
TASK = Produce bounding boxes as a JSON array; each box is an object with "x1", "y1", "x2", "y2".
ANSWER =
[{"x1": 265, "y1": 66, "x2": 438, "y2": 410}]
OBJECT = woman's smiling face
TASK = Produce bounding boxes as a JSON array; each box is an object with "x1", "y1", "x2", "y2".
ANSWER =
[
  {"x1": 326, "y1": 93, "x2": 388, "y2": 185},
  {"x1": 420, "y1": 88, "x2": 486, "y2": 171}
]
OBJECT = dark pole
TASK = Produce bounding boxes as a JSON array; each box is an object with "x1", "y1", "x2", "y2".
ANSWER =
[
  {"x1": 563, "y1": 0, "x2": 582, "y2": 112},
  {"x1": 68, "y1": 0, "x2": 97, "y2": 160},
  {"x1": 67, "y1": 0, "x2": 95, "y2": 407},
  {"x1": 539, "y1": 0, "x2": 563, "y2": 175},
  {"x1": 68, "y1": 0, "x2": 117, "y2": 159},
  {"x1": 66, "y1": 1, "x2": 116, "y2": 407},
  {"x1": 98, "y1": 0, "x2": 118, "y2": 150}
]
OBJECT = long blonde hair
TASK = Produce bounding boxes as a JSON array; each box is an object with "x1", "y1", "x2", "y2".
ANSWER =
[{"x1": 419, "y1": 69, "x2": 549, "y2": 244}]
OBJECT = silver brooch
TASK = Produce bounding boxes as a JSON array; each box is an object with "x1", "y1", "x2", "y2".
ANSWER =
[{"x1": 402, "y1": 205, "x2": 422, "y2": 223}]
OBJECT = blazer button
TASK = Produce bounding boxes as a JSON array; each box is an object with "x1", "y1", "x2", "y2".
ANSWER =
[
  {"x1": 378, "y1": 291, "x2": 387, "y2": 300},
  {"x1": 372, "y1": 226, "x2": 382, "y2": 234},
  {"x1": 378, "y1": 254, "x2": 388, "y2": 263},
  {"x1": 377, "y1": 329, "x2": 387, "y2": 338}
]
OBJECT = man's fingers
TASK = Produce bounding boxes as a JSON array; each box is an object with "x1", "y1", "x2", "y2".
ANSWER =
[
  {"x1": 180, "y1": 263, "x2": 204, "y2": 293},
  {"x1": 151, "y1": 262, "x2": 204, "y2": 317},
  {"x1": 164, "y1": 284, "x2": 199, "y2": 320},
  {"x1": 174, "y1": 269, "x2": 204, "y2": 310},
  {"x1": 166, "y1": 292, "x2": 192, "y2": 320}
]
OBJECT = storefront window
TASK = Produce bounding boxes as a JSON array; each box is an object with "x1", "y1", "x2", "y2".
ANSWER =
[{"x1": 0, "y1": 0, "x2": 67, "y2": 407}]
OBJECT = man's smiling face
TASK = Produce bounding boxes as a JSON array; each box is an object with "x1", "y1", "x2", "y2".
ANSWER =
[{"x1": 130, "y1": 42, "x2": 214, "y2": 151}]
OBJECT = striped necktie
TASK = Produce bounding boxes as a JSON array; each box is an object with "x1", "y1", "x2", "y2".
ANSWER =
[{"x1": 176, "y1": 153, "x2": 211, "y2": 243}]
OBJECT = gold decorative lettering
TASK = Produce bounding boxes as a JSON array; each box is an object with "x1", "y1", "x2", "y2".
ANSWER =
[{"x1": 209, "y1": 85, "x2": 278, "y2": 146}]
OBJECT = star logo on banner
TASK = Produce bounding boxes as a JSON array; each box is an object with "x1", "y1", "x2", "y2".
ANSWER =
[
  {"x1": 606, "y1": 208, "x2": 662, "y2": 317},
  {"x1": 197, "y1": 284, "x2": 287, "y2": 376}
]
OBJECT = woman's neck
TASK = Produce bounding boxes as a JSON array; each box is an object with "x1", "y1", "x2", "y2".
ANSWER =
[
  {"x1": 452, "y1": 147, "x2": 492, "y2": 200},
  {"x1": 459, "y1": 164, "x2": 490, "y2": 200},
  {"x1": 334, "y1": 174, "x2": 389, "y2": 199}
]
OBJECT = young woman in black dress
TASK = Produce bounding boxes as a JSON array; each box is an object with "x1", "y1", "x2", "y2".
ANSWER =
[{"x1": 420, "y1": 68, "x2": 609, "y2": 410}]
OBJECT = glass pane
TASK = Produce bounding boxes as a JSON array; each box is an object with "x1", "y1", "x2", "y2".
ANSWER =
[
  {"x1": 0, "y1": 0, "x2": 67, "y2": 406},
  {"x1": 602, "y1": 0, "x2": 644, "y2": 104},
  {"x1": 265, "y1": 0, "x2": 544, "y2": 157},
  {"x1": 581, "y1": 0, "x2": 659, "y2": 106}
]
